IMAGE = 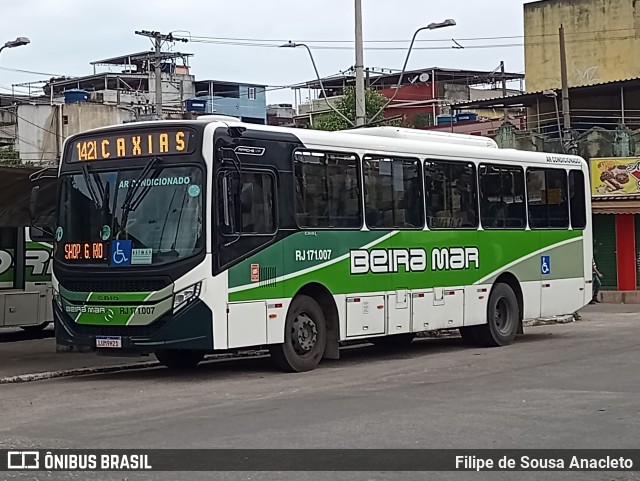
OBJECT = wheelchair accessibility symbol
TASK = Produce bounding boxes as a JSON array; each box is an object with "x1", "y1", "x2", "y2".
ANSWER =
[
  {"x1": 541, "y1": 255, "x2": 551, "y2": 275},
  {"x1": 110, "y1": 240, "x2": 132, "y2": 266}
]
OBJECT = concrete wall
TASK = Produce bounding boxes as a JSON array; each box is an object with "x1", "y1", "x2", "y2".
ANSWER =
[
  {"x1": 524, "y1": 0, "x2": 640, "y2": 92},
  {"x1": 16, "y1": 105, "x2": 57, "y2": 164},
  {"x1": 60, "y1": 103, "x2": 135, "y2": 138},
  {"x1": 148, "y1": 73, "x2": 196, "y2": 112}
]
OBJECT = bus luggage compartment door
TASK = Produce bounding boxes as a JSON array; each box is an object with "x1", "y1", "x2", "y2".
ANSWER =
[
  {"x1": 386, "y1": 290, "x2": 411, "y2": 335},
  {"x1": 2, "y1": 292, "x2": 40, "y2": 327},
  {"x1": 346, "y1": 295, "x2": 385, "y2": 337},
  {"x1": 411, "y1": 288, "x2": 464, "y2": 332},
  {"x1": 227, "y1": 301, "x2": 267, "y2": 348}
]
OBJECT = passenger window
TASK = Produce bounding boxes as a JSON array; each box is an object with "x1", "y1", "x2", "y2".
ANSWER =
[
  {"x1": 569, "y1": 170, "x2": 587, "y2": 229},
  {"x1": 294, "y1": 150, "x2": 362, "y2": 229},
  {"x1": 527, "y1": 168, "x2": 569, "y2": 229},
  {"x1": 424, "y1": 160, "x2": 478, "y2": 229},
  {"x1": 479, "y1": 164, "x2": 526, "y2": 229},
  {"x1": 363, "y1": 155, "x2": 423, "y2": 229}
]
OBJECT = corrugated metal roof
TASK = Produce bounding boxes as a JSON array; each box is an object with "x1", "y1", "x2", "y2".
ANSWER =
[
  {"x1": 452, "y1": 77, "x2": 640, "y2": 109},
  {"x1": 592, "y1": 198, "x2": 640, "y2": 214}
]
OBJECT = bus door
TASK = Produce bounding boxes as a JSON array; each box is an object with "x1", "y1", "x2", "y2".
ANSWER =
[{"x1": 26, "y1": 226, "x2": 54, "y2": 325}]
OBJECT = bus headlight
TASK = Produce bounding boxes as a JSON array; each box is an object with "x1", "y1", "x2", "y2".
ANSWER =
[{"x1": 173, "y1": 282, "x2": 202, "y2": 313}]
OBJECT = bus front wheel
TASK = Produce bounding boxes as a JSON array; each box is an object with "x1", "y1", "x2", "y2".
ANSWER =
[
  {"x1": 476, "y1": 283, "x2": 519, "y2": 347},
  {"x1": 269, "y1": 295, "x2": 327, "y2": 373},
  {"x1": 155, "y1": 349, "x2": 205, "y2": 369}
]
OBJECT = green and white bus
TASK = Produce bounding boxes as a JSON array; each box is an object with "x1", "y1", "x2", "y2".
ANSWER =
[
  {"x1": 38, "y1": 118, "x2": 591, "y2": 371},
  {"x1": 0, "y1": 164, "x2": 55, "y2": 332},
  {"x1": 0, "y1": 226, "x2": 53, "y2": 332}
]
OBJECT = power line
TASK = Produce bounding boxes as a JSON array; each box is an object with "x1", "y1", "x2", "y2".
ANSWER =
[{"x1": 187, "y1": 27, "x2": 640, "y2": 44}]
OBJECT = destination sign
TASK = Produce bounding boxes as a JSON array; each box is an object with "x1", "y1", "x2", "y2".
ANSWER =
[
  {"x1": 63, "y1": 242, "x2": 106, "y2": 262},
  {"x1": 69, "y1": 129, "x2": 195, "y2": 162}
]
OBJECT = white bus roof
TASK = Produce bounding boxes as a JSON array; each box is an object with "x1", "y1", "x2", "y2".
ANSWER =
[{"x1": 340, "y1": 126, "x2": 499, "y2": 149}]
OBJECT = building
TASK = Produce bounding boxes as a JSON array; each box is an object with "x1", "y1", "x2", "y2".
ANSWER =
[
  {"x1": 453, "y1": 0, "x2": 640, "y2": 298},
  {"x1": 44, "y1": 51, "x2": 195, "y2": 118},
  {"x1": 0, "y1": 99, "x2": 135, "y2": 165},
  {"x1": 267, "y1": 103, "x2": 295, "y2": 127},
  {"x1": 524, "y1": 0, "x2": 640, "y2": 92},
  {"x1": 292, "y1": 67, "x2": 524, "y2": 128},
  {"x1": 185, "y1": 80, "x2": 267, "y2": 124}
]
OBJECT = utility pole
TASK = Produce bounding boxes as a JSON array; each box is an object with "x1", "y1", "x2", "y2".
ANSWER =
[
  {"x1": 135, "y1": 30, "x2": 188, "y2": 118},
  {"x1": 559, "y1": 24, "x2": 574, "y2": 152},
  {"x1": 354, "y1": 0, "x2": 366, "y2": 127},
  {"x1": 500, "y1": 61, "x2": 508, "y2": 122}
]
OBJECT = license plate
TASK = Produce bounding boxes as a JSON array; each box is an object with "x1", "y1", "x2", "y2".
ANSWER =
[{"x1": 96, "y1": 336, "x2": 122, "y2": 348}]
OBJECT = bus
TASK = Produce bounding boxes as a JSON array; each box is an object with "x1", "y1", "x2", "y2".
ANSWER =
[
  {"x1": 0, "y1": 164, "x2": 55, "y2": 332},
  {"x1": 32, "y1": 118, "x2": 591, "y2": 372},
  {"x1": 0, "y1": 225, "x2": 54, "y2": 332}
]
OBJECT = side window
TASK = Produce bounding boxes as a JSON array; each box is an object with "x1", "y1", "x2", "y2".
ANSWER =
[
  {"x1": 218, "y1": 170, "x2": 276, "y2": 235},
  {"x1": 479, "y1": 164, "x2": 526, "y2": 229},
  {"x1": 294, "y1": 150, "x2": 362, "y2": 228},
  {"x1": 569, "y1": 170, "x2": 587, "y2": 229},
  {"x1": 424, "y1": 160, "x2": 478, "y2": 229},
  {"x1": 527, "y1": 168, "x2": 569, "y2": 229},
  {"x1": 363, "y1": 155, "x2": 423, "y2": 229}
]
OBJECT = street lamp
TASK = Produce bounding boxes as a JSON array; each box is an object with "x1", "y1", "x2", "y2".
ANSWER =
[
  {"x1": 369, "y1": 20, "x2": 457, "y2": 124},
  {"x1": 280, "y1": 41, "x2": 354, "y2": 127},
  {"x1": 543, "y1": 89, "x2": 565, "y2": 153},
  {"x1": 0, "y1": 37, "x2": 30, "y2": 54}
]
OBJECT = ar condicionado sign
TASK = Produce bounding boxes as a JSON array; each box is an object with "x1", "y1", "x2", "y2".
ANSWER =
[{"x1": 69, "y1": 129, "x2": 194, "y2": 162}]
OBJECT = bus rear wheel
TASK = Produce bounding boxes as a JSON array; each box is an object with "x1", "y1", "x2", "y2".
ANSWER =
[
  {"x1": 476, "y1": 283, "x2": 519, "y2": 347},
  {"x1": 269, "y1": 295, "x2": 327, "y2": 372},
  {"x1": 155, "y1": 349, "x2": 205, "y2": 369}
]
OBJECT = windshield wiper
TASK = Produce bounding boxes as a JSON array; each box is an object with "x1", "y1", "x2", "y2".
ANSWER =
[
  {"x1": 80, "y1": 163, "x2": 102, "y2": 208},
  {"x1": 118, "y1": 156, "x2": 162, "y2": 236}
]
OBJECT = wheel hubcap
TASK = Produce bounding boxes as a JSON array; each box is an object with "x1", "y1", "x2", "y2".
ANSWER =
[
  {"x1": 291, "y1": 313, "x2": 318, "y2": 355},
  {"x1": 494, "y1": 298, "x2": 511, "y2": 335}
]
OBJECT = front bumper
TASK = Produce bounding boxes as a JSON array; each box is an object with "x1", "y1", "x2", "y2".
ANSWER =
[{"x1": 54, "y1": 299, "x2": 214, "y2": 353}]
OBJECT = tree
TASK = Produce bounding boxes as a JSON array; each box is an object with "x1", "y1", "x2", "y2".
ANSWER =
[{"x1": 312, "y1": 86, "x2": 401, "y2": 131}]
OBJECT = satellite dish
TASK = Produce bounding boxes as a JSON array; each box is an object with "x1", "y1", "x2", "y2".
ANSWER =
[{"x1": 419, "y1": 73, "x2": 430, "y2": 83}]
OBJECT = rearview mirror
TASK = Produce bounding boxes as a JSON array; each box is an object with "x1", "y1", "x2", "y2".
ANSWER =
[
  {"x1": 29, "y1": 185, "x2": 55, "y2": 237},
  {"x1": 29, "y1": 185, "x2": 40, "y2": 221}
]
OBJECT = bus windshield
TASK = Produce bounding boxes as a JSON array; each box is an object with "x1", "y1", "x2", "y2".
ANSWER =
[{"x1": 56, "y1": 165, "x2": 204, "y2": 266}]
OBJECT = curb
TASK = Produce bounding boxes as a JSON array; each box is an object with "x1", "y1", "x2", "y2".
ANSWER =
[{"x1": 0, "y1": 361, "x2": 159, "y2": 384}]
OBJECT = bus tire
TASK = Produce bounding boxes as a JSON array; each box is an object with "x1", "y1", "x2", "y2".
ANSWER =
[
  {"x1": 155, "y1": 349, "x2": 205, "y2": 369},
  {"x1": 269, "y1": 295, "x2": 327, "y2": 373},
  {"x1": 476, "y1": 283, "x2": 519, "y2": 347},
  {"x1": 371, "y1": 333, "x2": 415, "y2": 347}
]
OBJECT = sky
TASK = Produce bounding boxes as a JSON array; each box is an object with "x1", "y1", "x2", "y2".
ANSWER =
[{"x1": 0, "y1": 0, "x2": 531, "y2": 105}]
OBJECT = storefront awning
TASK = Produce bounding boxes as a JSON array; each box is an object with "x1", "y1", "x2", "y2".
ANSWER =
[{"x1": 592, "y1": 198, "x2": 640, "y2": 214}]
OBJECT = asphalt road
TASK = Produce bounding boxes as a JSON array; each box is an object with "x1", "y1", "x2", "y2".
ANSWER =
[{"x1": 1, "y1": 304, "x2": 639, "y2": 481}]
